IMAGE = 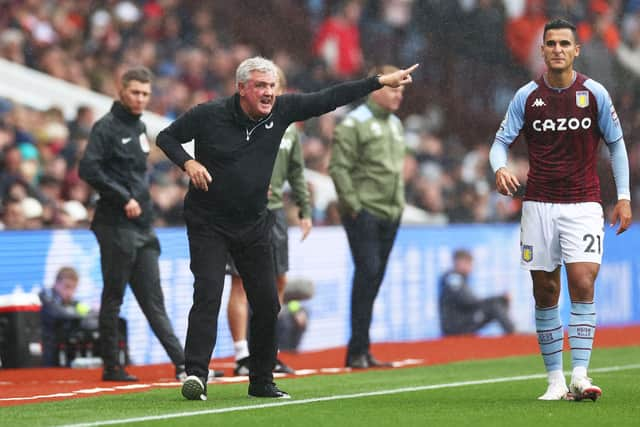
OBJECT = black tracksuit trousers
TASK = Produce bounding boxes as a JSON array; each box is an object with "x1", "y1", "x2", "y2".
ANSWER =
[
  {"x1": 184, "y1": 212, "x2": 280, "y2": 385},
  {"x1": 93, "y1": 224, "x2": 185, "y2": 369}
]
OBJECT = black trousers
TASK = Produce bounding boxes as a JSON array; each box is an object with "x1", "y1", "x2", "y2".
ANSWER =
[
  {"x1": 442, "y1": 297, "x2": 515, "y2": 336},
  {"x1": 185, "y1": 212, "x2": 280, "y2": 385},
  {"x1": 342, "y1": 210, "x2": 400, "y2": 357},
  {"x1": 93, "y1": 224, "x2": 185, "y2": 369}
]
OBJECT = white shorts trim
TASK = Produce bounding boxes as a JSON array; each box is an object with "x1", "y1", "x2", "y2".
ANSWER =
[{"x1": 520, "y1": 201, "x2": 604, "y2": 271}]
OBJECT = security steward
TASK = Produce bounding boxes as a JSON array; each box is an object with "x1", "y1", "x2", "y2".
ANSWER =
[{"x1": 79, "y1": 66, "x2": 185, "y2": 382}]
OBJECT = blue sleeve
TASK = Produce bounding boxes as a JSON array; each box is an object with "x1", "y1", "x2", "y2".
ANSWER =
[
  {"x1": 490, "y1": 81, "x2": 536, "y2": 172},
  {"x1": 489, "y1": 139, "x2": 509, "y2": 172},
  {"x1": 607, "y1": 138, "x2": 631, "y2": 200},
  {"x1": 584, "y1": 79, "x2": 623, "y2": 144}
]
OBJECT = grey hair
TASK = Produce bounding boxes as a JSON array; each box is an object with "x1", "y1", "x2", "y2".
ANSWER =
[{"x1": 235, "y1": 56, "x2": 277, "y2": 86}]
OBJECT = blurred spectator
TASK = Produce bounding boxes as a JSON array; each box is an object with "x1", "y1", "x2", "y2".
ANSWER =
[
  {"x1": 361, "y1": 0, "x2": 426, "y2": 68},
  {"x1": 21, "y1": 196, "x2": 43, "y2": 229},
  {"x1": 505, "y1": 0, "x2": 548, "y2": 76},
  {"x1": 312, "y1": 0, "x2": 364, "y2": 78},
  {"x1": 439, "y1": 249, "x2": 515, "y2": 336},
  {"x1": 576, "y1": 0, "x2": 622, "y2": 98},
  {"x1": 0, "y1": 198, "x2": 25, "y2": 230},
  {"x1": 39, "y1": 266, "x2": 95, "y2": 366}
]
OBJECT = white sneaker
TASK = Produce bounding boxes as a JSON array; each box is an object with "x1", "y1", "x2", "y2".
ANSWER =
[
  {"x1": 538, "y1": 382, "x2": 570, "y2": 400},
  {"x1": 181, "y1": 375, "x2": 207, "y2": 401},
  {"x1": 570, "y1": 377, "x2": 602, "y2": 402}
]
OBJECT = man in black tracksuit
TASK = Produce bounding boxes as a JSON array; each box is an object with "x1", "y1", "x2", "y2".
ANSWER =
[
  {"x1": 79, "y1": 66, "x2": 185, "y2": 382},
  {"x1": 156, "y1": 56, "x2": 418, "y2": 400}
]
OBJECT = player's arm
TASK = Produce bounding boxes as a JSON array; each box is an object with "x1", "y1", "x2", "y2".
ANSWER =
[
  {"x1": 489, "y1": 87, "x2": 529, "y2": 197},
  {"x1": 157, "y1": 105, "x2": 212, "y2": 191},
  {"x1": 490, "y1": 142, "x2": 520, "y2": 197},
  {"x1": 589, "y1": 80, "x2": 632, "y2": 234},
  {"x1": 79, "y1": 125, "x2": 132, "y2": 206},
  {"x1": 607, "y1": 138, "x2": 632, "y2": 235}
]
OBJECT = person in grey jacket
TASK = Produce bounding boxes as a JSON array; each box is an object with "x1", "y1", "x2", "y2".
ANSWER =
[{"x1": 79, "y1": 66, "x2": 185, "y2": 383}]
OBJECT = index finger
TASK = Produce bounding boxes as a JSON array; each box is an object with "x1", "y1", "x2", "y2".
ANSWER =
[{"x1": 404, "y1": 64, "x2": 419, "y2": 73}]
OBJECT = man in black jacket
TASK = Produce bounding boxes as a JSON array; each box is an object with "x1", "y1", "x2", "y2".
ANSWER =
[
  {"x1": 79, "y1": 66, "x2": 186, "y2": 382},
  {"x1": 439, "y1": 249, "x2": 515, "y2": 336},
  {"x1": 157, "y1": 56, "x2": 418, "y2": 401}
]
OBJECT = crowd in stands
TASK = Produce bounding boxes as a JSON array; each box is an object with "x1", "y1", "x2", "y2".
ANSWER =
[{"x1": 1, "y1": 0, "x2": 640, "y2": 230}]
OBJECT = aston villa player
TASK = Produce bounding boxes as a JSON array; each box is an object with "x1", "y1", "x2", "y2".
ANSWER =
[{"x1": 489, "y1": 19, "x2": 631, "y2": 402}]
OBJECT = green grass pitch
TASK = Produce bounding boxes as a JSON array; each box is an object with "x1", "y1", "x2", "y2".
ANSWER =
[{"x1": 3, "y1": 346, "x2": 640, "y2": 427}]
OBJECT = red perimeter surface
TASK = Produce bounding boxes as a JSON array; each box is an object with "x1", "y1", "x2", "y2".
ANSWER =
[{"x1": 1, "y1": 325, "x2": 639, "y2": 407}]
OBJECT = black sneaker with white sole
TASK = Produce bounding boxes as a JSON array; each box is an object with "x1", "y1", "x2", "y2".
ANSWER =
[
  {"x1": 234, "y1": 357, "x2": 250, "y2": 376},
  {"x1": 274, "y1": 358, "x2": 295, "y2": 374},
  {"x1": 181, "y1": 375, "x2": 207, "y2": 401},
  {"x1": 248, "y1": 382, "x2": 291, "y2": 399}
]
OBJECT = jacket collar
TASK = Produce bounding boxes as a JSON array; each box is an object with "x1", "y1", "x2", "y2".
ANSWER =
[
  {"x1": 366, "y1": 99, "x2": 391, "y2": 119},
  {"x1": 228, "y1": 93, "x2": 274, "y2": 126},
  {"x1": 111, "y1": 101, "x2": 141, "y2": 124}
]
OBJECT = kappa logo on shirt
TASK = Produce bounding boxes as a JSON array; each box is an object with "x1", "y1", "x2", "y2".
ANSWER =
[
  {"x1": 531, "y1": 98, "x2": 546, "y2": 108},
  {"x1": 121, "y1": 137, "x2": 132, "y2": 144}
]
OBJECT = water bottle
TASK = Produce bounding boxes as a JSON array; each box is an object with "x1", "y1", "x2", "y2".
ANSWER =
[{"x1": 58, "y1": 344, "x2": 67, "y2": 367}]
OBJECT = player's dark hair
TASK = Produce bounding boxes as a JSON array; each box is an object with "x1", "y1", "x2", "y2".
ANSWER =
[
  {"x1": 121, "y1": 66, "x2": 154, "y2": 87},
  {"x1": 543, "y1": 19, "x2": 578, "y2": 42}
]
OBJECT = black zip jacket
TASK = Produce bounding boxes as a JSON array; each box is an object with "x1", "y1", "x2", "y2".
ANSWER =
[
  {"x1": 156, "y1": 76, "x2": 382, "y2": 226},
  {"x1": 79, "y1": 101, "x2": 153, "y2": 229}
]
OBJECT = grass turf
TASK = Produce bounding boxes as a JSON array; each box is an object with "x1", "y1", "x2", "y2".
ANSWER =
[{"x1": 3, "y1": 346, "x2": 640, "y2": 427}]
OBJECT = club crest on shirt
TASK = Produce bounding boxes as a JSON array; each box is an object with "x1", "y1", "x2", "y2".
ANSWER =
[
  {"x1": 576, "y1": 91, "x2": 589, "y2": 108},
  {"x1": 521, "y1": 244, "x2": 533, "y2": 263},
  {"x1": 139, "y1": 133, "x2": 150, "y2": 153}
]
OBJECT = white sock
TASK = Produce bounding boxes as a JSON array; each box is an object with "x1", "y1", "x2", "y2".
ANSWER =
[
  {"x1": 548, "y1": 369, "x2": 565, "y2": 385},
  {"x1": 233, "y1": 340, "x2": 249, "y2": 361},
  {"x1": 572, "y1": 366, "x2": 587, "y2": 380}
]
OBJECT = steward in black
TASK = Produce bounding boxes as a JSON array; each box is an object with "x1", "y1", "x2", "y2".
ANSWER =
[
  {"x1": 79, "y1": 68, "x2": 185, "y2": 383},
  {"x1": 157, "y1": 58, "x2": 417, "y2": 397},
  {"x1": 80, "y1": 101, "x2": 153, "y2": 228}
]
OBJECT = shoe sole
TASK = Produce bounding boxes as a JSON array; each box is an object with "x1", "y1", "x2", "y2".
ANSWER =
[
  {"x1": 248, "y1": 393, "x2": 291, "y2": 399},
  {"x1": 181, "y1": 377, "x2": 207, "y2": 401},
  {"x1": 573, "y1": 386, "x2": 602, "y2": 402}
]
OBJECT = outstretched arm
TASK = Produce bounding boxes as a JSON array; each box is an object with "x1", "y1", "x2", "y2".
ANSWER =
[
  {"x1": 377, "y1": 64, "x2": 419, "y2": 87},
  {"x1": 282, "y1": 64, "x2": 420, "y2": 122}
]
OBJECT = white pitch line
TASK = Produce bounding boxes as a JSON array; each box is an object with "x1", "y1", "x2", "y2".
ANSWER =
[{"x1": 58, "y1": 363, "x2": 640, "y2": 427}]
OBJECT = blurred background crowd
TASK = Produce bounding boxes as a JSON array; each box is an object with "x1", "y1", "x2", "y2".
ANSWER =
[{"x1": 1, "y1": 0, "x2": 639, "y2": 230}]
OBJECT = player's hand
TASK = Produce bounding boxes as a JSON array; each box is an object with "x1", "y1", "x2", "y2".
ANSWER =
[
  {"x1": 495, "y1": 167, "x2": 520, "y2": 197},
  {"x1": 610, "y1": 199, "x2": 632, "y2": 235},
  {"x1": 378, "y1": 64, "x2": 419, "y2": 88},
  {"x1": 184, "y1": 159, "x2": 212, "y2": 191},
  {"x1": 124, "y1": 198, "x2": 141, "y2": 218},
  {"x1": 299, "y1": 217, "x2": 312, "y2": 241}
]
